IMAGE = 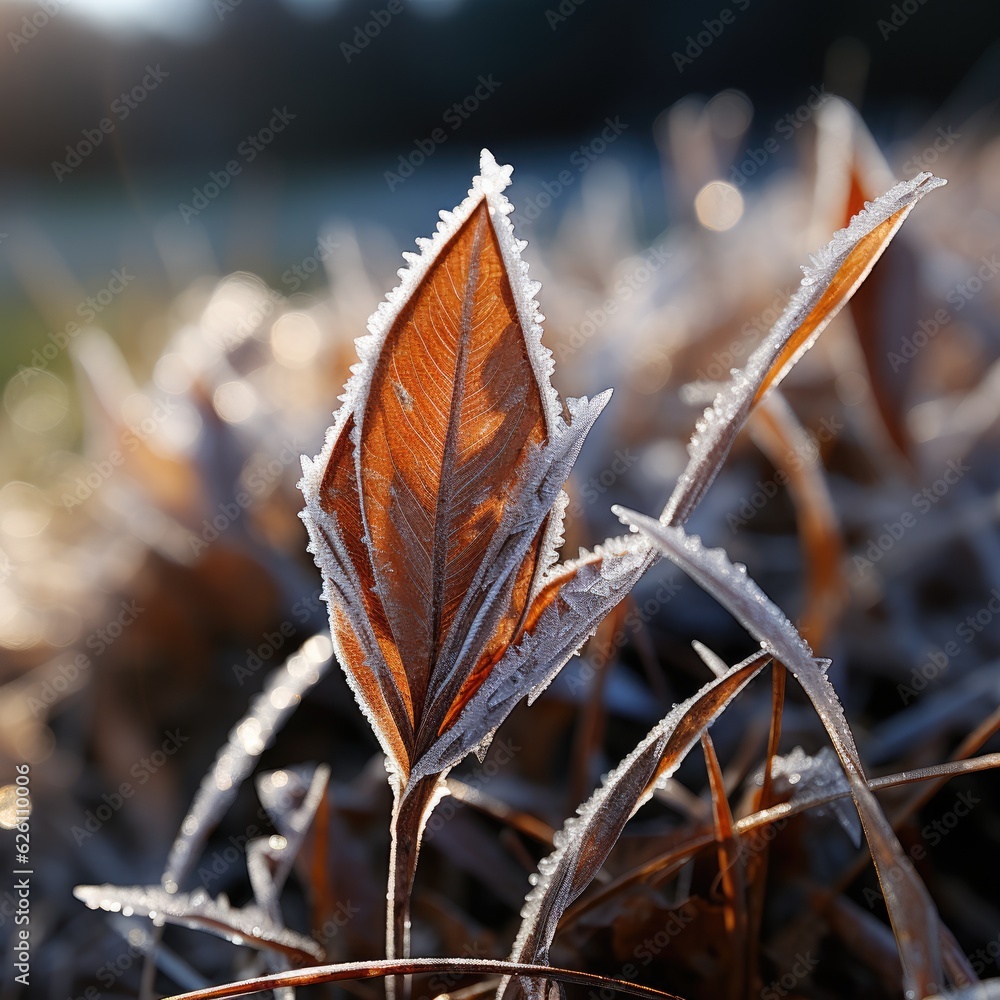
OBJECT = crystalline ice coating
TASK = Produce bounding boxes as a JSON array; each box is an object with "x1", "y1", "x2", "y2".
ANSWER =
[
  {"x1": 769, "y1": 746, "x2": 861, "y2": 846},
  {"x1": 297, "y1": 148, "x2": 561, "y2": 524},
  {"x1": 499, "y1": 647, "x2": 768, "y2": 997},
  {"x1": 660, "y1": 172, "x2": 945, "y2": 527}
]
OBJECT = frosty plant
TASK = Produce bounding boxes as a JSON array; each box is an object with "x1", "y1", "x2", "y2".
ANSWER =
[
  {"x1": 298, "y1": 150, "x2": 955, "y2": 999},
  {"x1": 78, "y1": 149, "x2": 971, "y2": 1000},
  {"x1": 298, "y1": 151, "x2": 651, "y2": 996}
]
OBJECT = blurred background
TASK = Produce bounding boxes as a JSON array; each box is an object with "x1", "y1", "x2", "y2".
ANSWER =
[{"x1": 2, "y1": 1, "x2": 1000, "y2": 998}]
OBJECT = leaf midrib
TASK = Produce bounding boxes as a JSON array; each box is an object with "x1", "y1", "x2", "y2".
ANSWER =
[{"x1": 427, "y1": 208, "x2": 487, "y2": 683}]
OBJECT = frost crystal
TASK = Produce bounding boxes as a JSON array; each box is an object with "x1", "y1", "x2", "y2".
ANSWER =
[
  {"x1": 661, "y1": 171, "x2": 946, "y2": 526},
  {"x1": 769, "y1": 746, "x2": 861, "y2": 846}
]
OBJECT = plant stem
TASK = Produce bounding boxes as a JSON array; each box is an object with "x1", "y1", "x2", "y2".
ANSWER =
[{"x1": 386, "y1": 774, "x2": 442, "y2": 1000}]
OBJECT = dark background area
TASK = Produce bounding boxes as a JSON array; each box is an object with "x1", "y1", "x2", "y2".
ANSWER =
[
  {"x1": 2, "y1": 0, "x2": 998, "y2": 396},
  {"x1": 2, "y1": 0, "x2": 999, "y2": 172},
  {"x1": 2, "y1": 0, "x2": 998, "y2": 279}
]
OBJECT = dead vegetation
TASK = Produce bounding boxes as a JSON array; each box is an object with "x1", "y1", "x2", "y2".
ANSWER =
[{"x1": 2, "y1": 98, "x2": 1000, "y2": 1000}]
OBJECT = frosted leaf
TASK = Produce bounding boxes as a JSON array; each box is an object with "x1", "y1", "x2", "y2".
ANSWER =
[
  {"x1": 297, "y1": 150, "x2": 623, "y2": 790},
  {"x1": 72, "y1": 883, "x2": 324, "y2": 963},
  {"x1": 162, "y1": 634, "x2": 333, "y2": 891},
  {"x1": 616, "y1": 506, "x2": 945, "y2": 994},
  {"x1": 661, "y1": 172, "x2": 946, "y2": 527},
  {"x1": 768, "y1": 745, "x2": 861, "y2": 847},
  {"x1": 496, "y1": 648, "x2": 770, "y2": 1000}
]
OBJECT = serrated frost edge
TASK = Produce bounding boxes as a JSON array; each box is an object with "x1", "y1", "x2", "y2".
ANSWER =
[{"x1": 298, "y1": 148, "x2": 560, "y2": 508}]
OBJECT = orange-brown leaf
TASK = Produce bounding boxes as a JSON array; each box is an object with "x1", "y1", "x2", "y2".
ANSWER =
[
  {"x1": 319, "y1": 414, "x2": 415, "y2": 738},
  {"x1": 662, "y1": 172, "x2": 945, "y2": 527},
  {"x1": 359, "y1": 200, "x2": 548, "y2": 728},
  {"x1": 751, "y1": 204, "x2": 912, "y2": 407}
]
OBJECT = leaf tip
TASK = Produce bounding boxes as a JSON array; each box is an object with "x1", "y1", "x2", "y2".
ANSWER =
[
  {"x1": 611, "y1": 504, "x2": 639, "y2": 532},
  {"x1": 478, "y1": 147, "x2": 513, "y2": 196},
  {"x1": 912, "y1": 170, "x2": 947, "y2": 194}
]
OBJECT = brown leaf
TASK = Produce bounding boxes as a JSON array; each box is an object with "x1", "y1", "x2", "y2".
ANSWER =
[
  {"x1": 662, "y1": 172, "x2": 946, "y2": 527},
  {"x1": 499, "y1": 649, "x2": 771, "y2": 1000},
  {"x1": 300, "y1": 151, "x2": 639, "y2": 987},
  {"x1": 358, "y1": 198, "x2": 548, "y2": 726},
  {"x1": 300, "y1": 153, "x2": 613, "y2": 789}
]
